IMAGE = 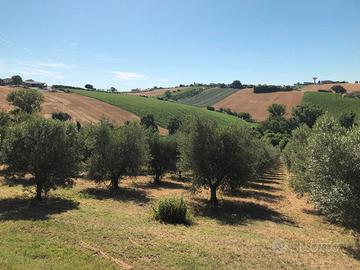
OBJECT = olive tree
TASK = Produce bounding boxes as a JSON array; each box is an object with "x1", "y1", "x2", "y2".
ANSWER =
[
  {"x1": 7, "y1": 89, "x2": 44, "y2": 114},
  {"x1": 178, "y1": 117, "x2": 267, "y2": 206},
  {"x1": 267, "y1": 103, "x2": 286, "y2": 118},
  {"x1": 89, "y1": 120, "x2": 148, "y2": 190},
  {"x1": 2, "y1": 117, "x2": 82, "y2": 199},
  {"x1": 148, "y1": 134, "x2": 178, "y2": 183},
  {"x1": 292, "y1": 103, "x2": 323, "y2": 128}
]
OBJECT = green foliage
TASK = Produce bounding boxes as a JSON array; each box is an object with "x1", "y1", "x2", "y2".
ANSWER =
[
  {"x1": 164, "y1": 90, "x2": 172, "y2": 99},
  {"x1": 237, "y1": 112, "x2": 254, "y2": 122},
  {"x1": 84, "y1": 84, "x2": 94, "y2": 90},
  {"x1": 88, "y1": 120, "x2": 148, "y2": 190},
  {"x1": 292, "y1": 103, "x2": 323, "y2": 128},
  {"x1": 152, "y1": 197, "x2": 190, "y2": 224},
  {"x1": 167, "y1": 117, "x2": 181, "y2": 135},
  {"x1": 72, "y1": 89, "x2": 254, "y2": 129},
  {"x1": 339, "y1": 112, "x2": 356, "y2": 128},
  {"x1": 1, "y1": 117, "x2": 82, "y2": 199},
  {"x1": 0, "y1": 78, "x2": 4, "y2": 86},
  {"x1": 283, "y1": 115, "x2": 360, "y2": 228},
  {"x1": 267, "y1": 103, "x2": 286, "y2": 118},
  {"x1": 229, "y1": 80, "x2": 242, "y2": 89},
  {"x1": 254, "y1": 85, "x2": 293, "y2": 93},
  {"x1": 331, "y1": 85, "x2": 346, "y2": 94},
  {"x1": 52, "y1": 111, "x2": 72, "y2": 121},
  {"x1": 259, "y1": 116, "x2": 294, "y2": 135},
  {"x1": 178, "y1": 117, "x2": 276, "y2": 205},
  {"x1": 206, "y1": 106, "x2": 215, "y2": 111},
  {"x1": 148, "y1": 134, "x2": 178, "y2": 182},
  {"x1": 11, "y1": 75, "x2": 23, "y2": 85},
  {"x1": 7, "y1": 89, "x2": 44, "y2": 114},
  {"x1": 140, "y1": 114, "x2": 158, "y2": 132}
]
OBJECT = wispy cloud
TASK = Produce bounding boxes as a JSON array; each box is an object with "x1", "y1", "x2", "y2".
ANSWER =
[
  {"x1": 113, "y1": 71, "x2": 149, "y2": 81},
  {"x1": 21, "y1": 68, "x2": 64, "y2": 79},
  {"x1": 0, "y1": 36, "x2": 31, "y2": 52}
]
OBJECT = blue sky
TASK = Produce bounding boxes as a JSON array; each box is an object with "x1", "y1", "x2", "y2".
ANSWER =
[{"x1": 0, "y1": 0, "x2": 359, "y2": 91}]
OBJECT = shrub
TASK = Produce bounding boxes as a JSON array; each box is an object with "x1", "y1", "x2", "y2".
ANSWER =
[
  {"x1": 85, "y1": 84, "x2": 94, "y2": 90},
  {"x1": 331, "y1": 85, "x2": 346, "y2": 94},
  {"x1": 229, "y1": 80, "x2": 242, "y2": 89},
  {"x1": 339, "y1": 112, "x2": 356, "y2": 128},
  {"x1": 206, "y1": 106, "x2": 215, "y2": 111},
  {"x1": 167, "y1": 117, "x2": 181, "y2": 135},
  {"x1": 254, "y1": 85, "x2": 293, "y2": 93},
  {"x1": 152, "y1": 197, "x2": 190, "y2": 224},
  {"x1": 292, "y1": 103, "x2": 323, "y2": 128},
  {"x1": 7, "y1": 89, "x2": 44, "y2": 114},
  {"x1": 268, "y1": 103, "x2": 286, "y2": 117},
  {"x1": 236, "y1": 112, "x2": 254, "y2": 122},
  {"x1": 52, "y1": 111, "x2": 72, "y2": 121},
  {"x1": 140, "y1": 114, "x2": 158, "y2": 132}
]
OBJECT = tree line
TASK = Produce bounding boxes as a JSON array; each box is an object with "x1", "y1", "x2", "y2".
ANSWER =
[{"x1": 0, "y1": 89, "x2": 277, "y2": 206}]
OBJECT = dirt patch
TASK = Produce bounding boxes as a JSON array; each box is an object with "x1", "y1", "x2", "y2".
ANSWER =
[
  {"x1": 214, "y1": 88, "x2": 304, "y2": 121},
  {"x1": 300, "y1": 83, "x2": 360, "y2": 93}
]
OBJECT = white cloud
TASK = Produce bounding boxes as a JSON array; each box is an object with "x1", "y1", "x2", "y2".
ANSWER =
[
  {"x1": 113, "y1": 71, "x2": 148, "y2": 81},
  {"x1": 21, "y1": 69, "x2": 63, "y2": 79}
]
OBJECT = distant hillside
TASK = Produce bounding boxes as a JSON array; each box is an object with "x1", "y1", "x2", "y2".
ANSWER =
[
  {"x1": 214, "y1": 88, "x2": 303, "y2": 121},
  {"x1": 72, "y1": 89, "x2": 254, "y2": 128},
  {"x1": 177, "y1": 87, "x2": 240, "y2": 107},
  {"x1": 303, "y1": 92, "x2": 360, "y2": 122},
  {"x1": 300, "y1": 83, "x2": 360, "y2": 93}
]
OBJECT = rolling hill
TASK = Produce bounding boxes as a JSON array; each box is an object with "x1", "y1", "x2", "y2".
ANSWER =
[
  {"x1": 302, "y1": 92, "x2": 360, "y2": 121},
  {"x1": 72, "y1": 89, "x2": 254, "y2": 128},
  {"x1": 214, "y1": 88, "x2": 304, "y2": 121},
  {"x1": 177, "y1": 87, "x2": 240, "y2": 107},
  {"x1": 300, "y1": 83, "x2": 360, "y2": 93}
]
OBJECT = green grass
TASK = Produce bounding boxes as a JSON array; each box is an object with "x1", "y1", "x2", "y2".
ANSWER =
[
  {"x1": 0, "y1": 166, "x2": 358, "y2": 269},
  {"x1": 303, "y1": 92, "x2": 360, "y2": 121},
  {"x1": 72, "y1": 90, "x2": 254, "y2": 128},
  {"x1": 178, "y1": 87, "x2": 240, "y2": 107}
]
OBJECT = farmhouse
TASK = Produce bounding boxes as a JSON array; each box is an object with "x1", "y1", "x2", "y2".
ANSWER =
[{"x1": 23, "y1": 79, "x2": 47, "y2": 88}]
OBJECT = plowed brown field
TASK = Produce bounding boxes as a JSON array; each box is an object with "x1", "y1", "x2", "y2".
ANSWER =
[
  {"x1": 214, "y1": 88, "x2": 304, "y2": 121},
  {"x1": 300, "y1": 83, "x2": 360, "y2": 93},
  {"x1": 0, "y1": 86, "x2": 168, "y2": 134}
]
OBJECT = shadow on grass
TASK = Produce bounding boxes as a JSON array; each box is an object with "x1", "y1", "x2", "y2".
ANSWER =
[
  {"x1": 2, "y1": 176, "x2": 35, "y2": 187},
  {"x1": 225, "y1": 189, "x2": 283, "y2": 203},
  {"x1": 168, "y1": 175, "x2": 192, "y2": 183},
  {"x1": 243, "y1": 182, "x2": 281, "y2": 192},
  {"x1": 192, "y1": 198, "x2": 296, "y2": 226},
  {"x1": 80, "y1": 187, "x2": 150, "y2": 204},
  {"x1": 134, "y1": 180, "x2": 189, "y2": 191},
  {"x1": 0, "y1": 197, "x2": 79, "y2": 221},
  {"x1": 343, "y1": 244, "x2": 360, "y2": 261}
]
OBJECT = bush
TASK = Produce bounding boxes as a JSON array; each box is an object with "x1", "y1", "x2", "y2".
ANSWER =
[
  {"x1": 339, "y1": 112, "x2": 356, "y2": 128},
  {"x1": 206, "y1": 106, "x2": 215, "y2": 111},
  {"x1": 52, "y1": 111, "x2": 72, "y2": 121},
  {"x1": 7, "y1": 89, "x2": 44, "y2": 114},
  {"x1": 254, "y1": 85, "x2": 293, "y2": 93},
  {"x1": 152, "y1": 197, "x2": 190, "y2": 224},
  {"x1": 331, "y1": 85, "x2": 346, "y2": 94}
]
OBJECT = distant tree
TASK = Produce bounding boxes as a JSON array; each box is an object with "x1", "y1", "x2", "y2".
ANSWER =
[
  {"x1": 11, "y1": 75, "x2": 23, "y2": 85},
  {"x1": 148, "y1": 134, "x2": 178, "y2": 183},
  {"x1": 2, "y1": 117, "x2": 82, "y2": 199},
  {"x1": 140, "y1": 114, "x2": 158, "y2": 132},
  {"x1": 167, "y1": 117, "x2": 182, "y2": 135},
  {"x1": 52, "y1": 111, "x2": 72, "y2": 121},
  {"x1": 0, "y1": 78, "x2": 4, "y2": 86},
  {"x1": 164, "y1": 90, "x2": 172, "y2": 99},
  {"x1": 339, "y1": 112, "x2": 356, "y2": 128},
  {"x1": 109, "y1": 87, "x2": 117, "y2": 92},
  {"x1": 230, "y1": 80, "x2": 242, "y2": 89},
  {"x1": 7, "y1": 89, "x2": 44, "y2": 114},
  {"x1": 206, "y1": 106, "x2": 215, "y2": 111},
  {"x1": 292, "y1": 103, "x2": 323, "y2": 128},
  {"x1": 0, "y1": 111, "x2": 11, "y2": 145},
  {"x1": 267, "y1": 103, "x2": 286, "y2": 118},
  {"x1": 88, "y1": 120, "x2": 148, "y2": 190},
  {"x1": 355, "y1": 81, "x2": 359, "y2": 84},
  {"x1": 237, "y1": 112, "x2": 254, "y2": 122},
  {"x1": 178, "y1": 117, "x2": 264, "y2": 206},
  {"x1": 85, "y1": 84, "x2": 94, "y2": 90},
  {"x1": 331, "y1": 85, "x2": 346, "y2": 94}
]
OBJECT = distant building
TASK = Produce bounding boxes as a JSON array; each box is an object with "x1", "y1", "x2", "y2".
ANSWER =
[
  {"x1": 23, "y1": 79, "x2": 47, "y2": 88},
  {"x1": 3, "y1": 78, "x2": 12, "y2": 85}
]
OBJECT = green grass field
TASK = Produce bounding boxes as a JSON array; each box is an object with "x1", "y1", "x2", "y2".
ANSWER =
[
  {"x1": 1, "y1": 166, "x2": 358, "y2": 269},
  {"x1": 303, "y1": 92, "x2": 360, "y2": 121},
  {"x1": 177, "y1": 87, "x2": 239, "y2": 107},
  {"x1": 72, "y1": 90, "x2": 254, "y2": 128}
]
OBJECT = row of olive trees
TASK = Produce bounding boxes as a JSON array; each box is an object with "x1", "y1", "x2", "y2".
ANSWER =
[
  {"x1": 1, "y1": 89, "x2": 277, "y2": 205},
  {"x1": 283, "y1": 115, "x2": 360, "y2": 229}
]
